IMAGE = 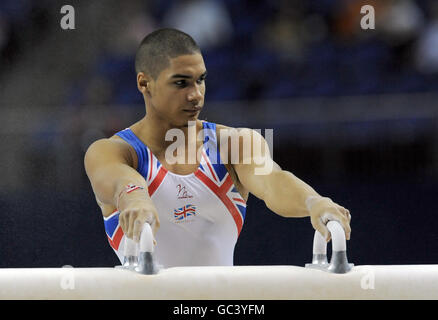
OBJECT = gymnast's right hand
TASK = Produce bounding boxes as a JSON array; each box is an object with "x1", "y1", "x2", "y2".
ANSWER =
[{"x1": 118, "y1": 198, "x2": 160, "y2": 243}]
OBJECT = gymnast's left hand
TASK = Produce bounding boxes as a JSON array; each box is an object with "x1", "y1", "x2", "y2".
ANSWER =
[{"x1": 308, "y1": 196, "x2": 351, "y2": 242}]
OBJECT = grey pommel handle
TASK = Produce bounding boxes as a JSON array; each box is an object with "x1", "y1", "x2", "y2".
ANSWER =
[
  {"x1": 135, "y1": 223, "x2": 157, "y2": 275},
  {"x1": 306, "y1": 220, "x2": 353, "y2": 274},
  {"x1": 311, "y1": 229, "x2": 328, "y2": 265}
]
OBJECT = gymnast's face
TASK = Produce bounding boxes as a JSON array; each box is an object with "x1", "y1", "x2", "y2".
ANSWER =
[{"x1": 140, "y1": 53, "x2": 207, "y2": 127}]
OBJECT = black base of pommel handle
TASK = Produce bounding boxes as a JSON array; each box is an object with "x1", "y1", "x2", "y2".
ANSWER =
[
  {"x1": 327, "y1": 250, "x2": 354, "y2": 274},
  {"x1": 135, "y1": 252, "x2": 156, "y2": 275}
]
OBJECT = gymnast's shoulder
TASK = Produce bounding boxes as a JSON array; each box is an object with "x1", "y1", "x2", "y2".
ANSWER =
[
  {"x1": 84, "y1": 136, "x2": 137, "y2": 170},
  {"x1": 213, "y1": 122, "x2": 253, "y2": 137}
]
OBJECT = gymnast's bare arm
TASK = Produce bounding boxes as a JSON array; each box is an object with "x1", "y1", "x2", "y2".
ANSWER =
[
  {"x1": 84, "y1": 138, "x2": 160, "y2": 241},
  {"x1": 228, "y1": 127, "x2": 351, "y2": 242}
]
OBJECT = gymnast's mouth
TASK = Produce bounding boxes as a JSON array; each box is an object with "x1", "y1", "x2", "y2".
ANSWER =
[{"x1": 182, "y1": 107, "x2": 202, "y2": 114}]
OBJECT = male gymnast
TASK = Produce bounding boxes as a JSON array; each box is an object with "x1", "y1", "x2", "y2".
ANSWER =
[{"x1": 84, "y1": 28, "x2": 351, "y2": 267}]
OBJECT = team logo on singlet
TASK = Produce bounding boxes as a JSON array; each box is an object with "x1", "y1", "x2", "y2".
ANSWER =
[
  {"x1": 176, "y1": 184, "x2": 193, "y2": 199},
  {"x1": 174, "y1": 204, "x2": 197, "y2": 223}
]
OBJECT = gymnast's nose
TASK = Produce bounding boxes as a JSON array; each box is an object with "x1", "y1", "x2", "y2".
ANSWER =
[{"x1": 187, "y1": 83, "x2": 203, "y2": 105}]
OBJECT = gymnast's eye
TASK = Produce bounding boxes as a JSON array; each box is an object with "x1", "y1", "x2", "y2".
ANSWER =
[
  {"x1": 174, "y1": 80, "x2": 187, "y2": 87},
  {"x1": 197, "y1": 75, "x2": 206, "y2": 84}
]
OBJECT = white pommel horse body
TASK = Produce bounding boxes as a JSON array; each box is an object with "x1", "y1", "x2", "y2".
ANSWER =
[{"x1": 1, "y1": 221, "x2": 438, "y2": 300}]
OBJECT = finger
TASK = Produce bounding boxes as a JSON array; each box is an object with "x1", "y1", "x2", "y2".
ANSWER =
[
  {"x1": 132, "y1": 219, "x2": 143, "y2": 243},
  {"x1": 151, "y1": 215, "x2": 160, "y2": 246},
  {"x1": 311, "y1": 216, "x2": 329, "y2": 242},
  {"x1": 344, "y1": 209, "x2": 351, "y2": 221},
  {"x1": 346, "y1": 209, "x2": 351, "y2": 222},
  {"x1": 122, "y1": 212, "x2": 130, "y2": 238},
  {"x1": 343, "y1": 209, "x2": 351, "y2": 222},
  {"x1": 119, "y1": 212, "x2": 127, "y2": 234},
  {"x1": 339, "y1": 213, "x2": 351, "y2": 241},
  {"x1": 336, "y1": 205, "x2": 350, "y2": 219},
  {"x1": 122, "y1": 211, "x2": 132, "y2": 239},
  {"x1": 151, "y1": 216, "x2": 160, "y2": 235},
  {"x1": 127, "y1": 211, "x2": 139, "y2": 240}
]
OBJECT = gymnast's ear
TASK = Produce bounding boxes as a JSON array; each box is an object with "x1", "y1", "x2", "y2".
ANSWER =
[{"x1": 137, "y1": 72, "x2": 151, "y2": 95}]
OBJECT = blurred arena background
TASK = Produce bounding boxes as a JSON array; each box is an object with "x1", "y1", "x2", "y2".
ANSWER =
[{"x1": 0, "y1": 0, "x2": 437, "y2": 268}]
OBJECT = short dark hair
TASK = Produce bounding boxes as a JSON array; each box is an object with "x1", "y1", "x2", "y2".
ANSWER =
[{"x1": 135, "y1": 28, "x2": 201, "y2": 79}]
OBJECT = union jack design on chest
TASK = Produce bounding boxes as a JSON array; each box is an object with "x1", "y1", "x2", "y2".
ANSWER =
[
  {"x1": 174, "y1": 204, "x2": 197, "y2": 221},
  {"x1": 195, "y1": 144, "x2": 247, "y2": 236},
  {"x1": 115, "y1": 122, "x2": 247, "y2": 237}
]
